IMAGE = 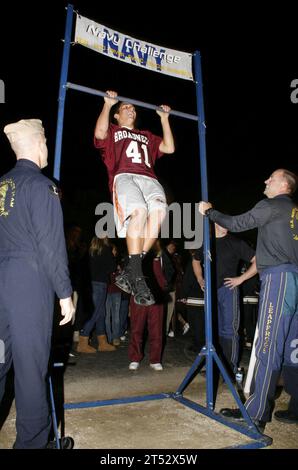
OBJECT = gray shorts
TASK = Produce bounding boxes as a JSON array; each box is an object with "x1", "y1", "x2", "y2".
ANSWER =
[{"x1": 113, "y1": 173, "x2": 167, "y2": 237}]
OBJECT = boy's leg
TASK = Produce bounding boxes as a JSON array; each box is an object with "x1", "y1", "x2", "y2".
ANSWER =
[
  {"x1": 113, "y1": 175, "x2": 155, "y2": 305},
  {"x1": 142, "y1": 207, "x2": 166, "y2": 253}
]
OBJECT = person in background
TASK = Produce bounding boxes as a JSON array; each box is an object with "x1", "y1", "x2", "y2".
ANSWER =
[
  {"x1": 240, "y1": 261, "x2": 259, "y2": 348},
  {"x1": 105, "y1": 244, "x2": 122, "y2": 346},
  {"x1": 77, "y1": 236, "x2": 116, "y2": 353},
  {"x1": 128, "y1": 240, "x2": 167, "y2": 371},
  {"x1": 180, "y1": 250, "x2": 205, "y2": 354},
  {"x1": 65, "y1": 224, "x2": 87, "y2": 347},
  {"x1": 119, "y1": 291, "x2": 130, "y2": 341},
  {"x1": 164, "y1": 240, "x2": 189, "y2": 337},
  {"x1": 192, "y1": 223, "x2": 257, "y2": 375},
  {"x1": 117, "y1": 249, "x2": 130, "y2": 341}
]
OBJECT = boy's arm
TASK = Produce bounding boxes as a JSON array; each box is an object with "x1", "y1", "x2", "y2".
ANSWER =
[
  {"x1": 94, "y1": 90, "x2": 118, "y2": 140},
  {"x1": 157, "y1": 105, "x2": 175, "y2": 154}
]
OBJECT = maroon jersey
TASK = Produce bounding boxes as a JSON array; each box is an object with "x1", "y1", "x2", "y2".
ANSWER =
[{"x1": 94, "y1": 123, "x2": 163, "y2": 193}]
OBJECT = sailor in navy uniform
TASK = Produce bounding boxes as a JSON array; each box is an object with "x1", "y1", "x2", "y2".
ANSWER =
[{"x1": 0, "y1": 119, "x2": 74, "y2": 448}]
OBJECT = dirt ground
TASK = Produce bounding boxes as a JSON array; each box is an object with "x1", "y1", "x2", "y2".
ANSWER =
[{"x1": 0, "y1": 333, "x2": 297, "y2": 450}]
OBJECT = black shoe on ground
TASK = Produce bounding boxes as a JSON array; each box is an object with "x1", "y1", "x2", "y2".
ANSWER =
[
  {"x1": 220, "y1": 408, "x2": 244, "y2": 420},
  {"x1": 220, "y1": 408, "x2": 266, "y2": 432},
  {"x1": 254, "y1": 420, "x2": 266, "y2": 433},
  {"x1": 131, "y1": 276, "x2": 155, "y2": 306},
  {"x1": 115, "y1": 268, "x2": 132, "y2": 294},
  {"x1": 274, "y1": 409, "x2": 298, "y2": 424}
]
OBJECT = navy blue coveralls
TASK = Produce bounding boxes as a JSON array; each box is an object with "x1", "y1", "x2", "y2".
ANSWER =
[
  {"x1": 0, "y1": 159, "x2": 72, "y2": 448},
  {"x1": 208, "y1": 195, "x2": 298, "y2": 422}
]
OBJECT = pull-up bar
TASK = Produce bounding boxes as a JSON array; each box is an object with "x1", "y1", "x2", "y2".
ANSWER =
[{"x1": 66, "y1": 82, "x2": 198, "y2": 122}]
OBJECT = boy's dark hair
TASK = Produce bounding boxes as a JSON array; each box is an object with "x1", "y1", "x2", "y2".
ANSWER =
[{"x1": 110, "y1": 101, "x2": 139, "y2": 128}]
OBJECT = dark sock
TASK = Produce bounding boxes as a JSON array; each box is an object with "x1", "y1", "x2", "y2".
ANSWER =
[{"x1": 128, "y1": 254, "x2": 143, "y2": 278}]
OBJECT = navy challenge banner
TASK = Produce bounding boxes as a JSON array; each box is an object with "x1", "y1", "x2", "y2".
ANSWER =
[{"x1": 75, "y1": 14, "x2": 193, "y2": 81}]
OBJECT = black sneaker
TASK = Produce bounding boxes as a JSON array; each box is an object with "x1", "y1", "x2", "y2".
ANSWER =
[
  {"x1": 220, "y1": 408, "x2": 244, "y2": 420},
  {"x1": 220, "y1": 408, "x2": 266, "y2": 432},
  {"x1": 131, "y1": 276, "x2": 155, "y2": 306},
  {"x1": 274, "y1": 409, "x2": 298, "y2": 424},
  {"x1": 254, "y1": 420, "x2": 266, "y2": 433},
  {"x1": 115, "y1": 268, "x2": 132, "y2": 294}
]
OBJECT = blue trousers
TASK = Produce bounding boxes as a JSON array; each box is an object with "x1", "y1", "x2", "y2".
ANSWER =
[
  {"x1": 245, "y1": 264, "x2": 298, "y2": 421},
  {"x1": 217, "y1": 285, "x2": 240, "y2": 373},
  {"x1": 81, "y1": 281, "x2": 107, "y2": 337},
  {"x1": 0, "y1": 257, "x2": 53, "y2": 448},
  {"x1": 105, "y1": 292, "x2": 121, "y2": 342}
]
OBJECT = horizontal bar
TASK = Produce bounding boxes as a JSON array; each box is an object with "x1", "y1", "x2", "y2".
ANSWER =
[
  {"x1": 64, "y1": 392, "x2": 170, "y2": 410},
  {"x1": 66, "y1": 82, "x2": 198, "y2": 121}
]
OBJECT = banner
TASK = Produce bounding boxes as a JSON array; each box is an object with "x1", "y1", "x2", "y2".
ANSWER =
[{"x1": 75, "y1": 14, "x2": 193, "y2": 81}]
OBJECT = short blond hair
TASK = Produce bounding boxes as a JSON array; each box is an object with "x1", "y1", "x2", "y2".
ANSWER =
[{"x1": 279, "y1": 169, "x2": 298, "y2": 194}]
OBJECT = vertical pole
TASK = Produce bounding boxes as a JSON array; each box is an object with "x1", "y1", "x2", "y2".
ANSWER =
[
  {"x1": 193, "y1": 51, "x2": 214, "y2": 410},
  {"x1": 49, "y1": 376, "x2": 61, "y2": 449},
  {"x1": 53, "y1": 4, "x2": 74, "y2": 181}
]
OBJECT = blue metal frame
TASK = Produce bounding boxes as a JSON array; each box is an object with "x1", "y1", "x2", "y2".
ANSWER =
[
  {"x1": 49, "y1": 375, "x2": 61, "y2": 449},
  {"x1": 53, "y1": 4, "x2": 74, "y2": 182},
  {"x1": 64, "y1": 393, "x2": 170, "y2": 410},
  {"x1": 54, "y1": 6, "x2": 271, "y2": 449},
  {"x1": 64, "y1": 391, "x2": 271, "y2": 449},
  {"x1": 193, "y1": 51, "x2": 214, "y2": 409}
]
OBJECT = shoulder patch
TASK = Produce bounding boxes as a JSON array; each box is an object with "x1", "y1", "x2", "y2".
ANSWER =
[
  {"x1": 49, "y1": 185, "x2": 59, "y2": 196},
  {"x1": 290, "y1": 207, "x2": 298, "y2": 241},
  {"x1": 0, "y1": 178, "x2": 16, "y2": 217}
]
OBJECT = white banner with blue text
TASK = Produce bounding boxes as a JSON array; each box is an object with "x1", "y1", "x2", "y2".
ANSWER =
[{"x1": 75, "y1": 14, "x2": 193, "y2": 81}]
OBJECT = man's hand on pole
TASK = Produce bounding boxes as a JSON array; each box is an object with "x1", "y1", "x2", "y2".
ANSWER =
[{"x1": 199, "y1": 201, "x2": 212, "y2": 215}]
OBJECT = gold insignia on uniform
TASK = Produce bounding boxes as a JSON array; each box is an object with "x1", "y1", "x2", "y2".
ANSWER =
[
  {"x1": 49, "y1": 185, "x2": 59, "y2": 196},
  {"x1": 0, "y1": 179, "x2": 15, "y2": 217},
  {"x1": 290, "y1": 207, "x2": 298, "y2": 241}
]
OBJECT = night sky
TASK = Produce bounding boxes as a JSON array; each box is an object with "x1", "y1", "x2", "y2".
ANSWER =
[{"x1": 1, "y1": 1, "x2": 298, "y2": 239}]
